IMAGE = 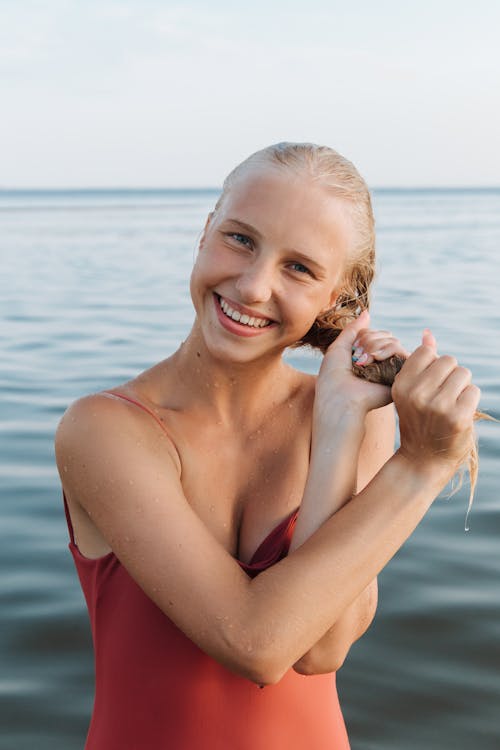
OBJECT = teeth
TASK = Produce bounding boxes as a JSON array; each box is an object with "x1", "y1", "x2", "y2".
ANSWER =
[{"x1": 219, "y1": 296, "x2": 271, "y2": 328}]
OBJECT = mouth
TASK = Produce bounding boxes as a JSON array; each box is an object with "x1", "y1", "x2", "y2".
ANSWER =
[
  {"x1": 214, "y1": 293, "x2": 276, "y2": 329},
  {"x1": 213, "y1": 293, "x2": 278, "y2": 337}
]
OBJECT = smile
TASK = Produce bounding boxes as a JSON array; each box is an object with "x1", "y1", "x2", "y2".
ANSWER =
[{"x1": 216, "y1": 294, "x2": 273, "y2": 328}]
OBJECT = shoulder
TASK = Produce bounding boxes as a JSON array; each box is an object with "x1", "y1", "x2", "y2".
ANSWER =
[{"x1": 55, "y1": 390, "x2": 181, "y2": 479}]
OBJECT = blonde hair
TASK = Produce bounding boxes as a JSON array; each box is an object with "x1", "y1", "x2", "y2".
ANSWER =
[{"x1": 215, "y1": 142, "x2": 375, "y2": 349}]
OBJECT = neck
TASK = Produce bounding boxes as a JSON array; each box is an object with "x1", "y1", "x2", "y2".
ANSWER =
[{"x1": 168, "y1": 323, "x2": 297, "y2": 429}]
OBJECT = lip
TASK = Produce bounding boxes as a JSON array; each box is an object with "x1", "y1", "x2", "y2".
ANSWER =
[
  {"x1": 213, "y1": 293, "x2": 277, "y2": 338},
  {"x1": 214, "y1": 293, "x2": 276, "y2": 323}
]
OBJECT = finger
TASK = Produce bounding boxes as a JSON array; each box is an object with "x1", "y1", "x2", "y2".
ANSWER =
[
  {"x1": 456, "y1": 384, "x2": 481, "y2": 417},
  {"x1": 428, "y1": 366, "x2": 473, "y2": 414},
  {"x1": 353, "y1": 336, "x2": 409, "y2": 367},
  {"x1": 421, "y1": 355, "x2": 461, "y2": 390},
  {"x1": 353, "y1": 330, "x2": 391, "y2": 348},
  {"x1": 394, "y1": 342, "x2": 438, "y2": 383},
  {"x1": 439, "y1": 365, "x2": 472, "y2": 396},
  {"x1": 352, "y1": 333, "x2": 391, "y2": 354},
  {"x1": 370, "y1": 343, "x2": 410, "y2": 361},
  {"x1": 363, "y1": 337, "x2": 409, "y2": 359},
  {"x1": 422, "y1": 328, "x2": 437, "y2": 351},
  {"x1": 326, "y1": 310, "x2": 370, "y2": 356}
]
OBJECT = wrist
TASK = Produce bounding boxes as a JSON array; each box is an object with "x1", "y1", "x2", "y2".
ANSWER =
[
  {"x1": 313, "y1": 395, "x2": 367, "y2": 429},
  {"x1": 393, "y1": 448, "x2": 453, "y2": 493}
]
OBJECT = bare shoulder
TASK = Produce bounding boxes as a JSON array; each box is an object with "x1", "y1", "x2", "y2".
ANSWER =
[
  {"x1": 55, "y1": 390, "x2": 181, "y2": 477},
  {"x1": 55, "y1": 391, "x2": 182, "y2": 556}
]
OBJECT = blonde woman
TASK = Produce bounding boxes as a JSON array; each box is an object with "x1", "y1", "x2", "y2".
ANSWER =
[{"x1": 56, "y1": 143, "x2": 479, "y2": 749}]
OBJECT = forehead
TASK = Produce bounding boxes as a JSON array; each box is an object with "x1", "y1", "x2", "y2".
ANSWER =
[{"x1": 217, "y1": 164, "x2": 354, "y2": 265}]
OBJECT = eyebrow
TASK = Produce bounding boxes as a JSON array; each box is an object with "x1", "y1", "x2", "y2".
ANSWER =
[{"x1": 223, "y1": 218, "x2": 328, "y2": 276}]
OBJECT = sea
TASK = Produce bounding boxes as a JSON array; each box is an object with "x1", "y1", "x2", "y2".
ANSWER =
[{"x1": 1, "y1": 187, "x2": 499, "y2": 750}]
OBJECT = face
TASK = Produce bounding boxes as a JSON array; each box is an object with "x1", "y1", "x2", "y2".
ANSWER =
[{"x1": 189, "y1": 164, "x2": 354, "y2": 364}]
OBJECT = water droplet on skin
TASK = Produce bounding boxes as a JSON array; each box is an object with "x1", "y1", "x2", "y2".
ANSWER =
[
  {"x1": 209, "y1": 505, "x2": 215, "y2": 512},
  {"x1": 63, "y1": 465, "x2": 68, "y2": 473},
  {"x1": 128, "y1": 479, "x2": 134, "y2": 485},
  {"x1": 124, "y1": 536, "x2": 130, "y2": 542}
]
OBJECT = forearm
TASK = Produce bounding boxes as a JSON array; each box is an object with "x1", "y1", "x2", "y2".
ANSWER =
[
  {"x1": 288, "y1": 407, "x2": 374, "y2": 672},
  {"x1": 246, "y1": 451, "x2": 448, "y2": 683},
  {"x1": 289, "y1": 406, "x2": 365, "y2": 552}
]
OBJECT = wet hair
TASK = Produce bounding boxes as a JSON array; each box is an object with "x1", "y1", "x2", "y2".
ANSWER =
[
  {"x1": 214, "y1": 141, "x2": 375, "y2": 350},
  {"x1": 214, "y1": 141, "x2": 492, "y2": 526}
]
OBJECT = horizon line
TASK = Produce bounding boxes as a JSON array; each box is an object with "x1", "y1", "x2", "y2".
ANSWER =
[{"x1": 1, "y1": 185, "x2": 500, "y2": 193}]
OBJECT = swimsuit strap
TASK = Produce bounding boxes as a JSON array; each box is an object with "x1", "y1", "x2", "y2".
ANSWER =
[
  {"x1": 102, "y1": 390, "x2": 176, "y2": 442},
  {"x1": 62, "y1": 491, "x2": 76, "y2": 545}
]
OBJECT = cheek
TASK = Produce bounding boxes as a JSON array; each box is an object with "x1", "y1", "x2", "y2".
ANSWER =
[
  {"x1": 189, "y1": 256, "x2": 209, "y2": 311},
  {"x1": 285, "y1": 294, "x2": 323, "y2": 333},
  {"x1": 189, "y1": 245, "x2": 233, "y2": 308}
]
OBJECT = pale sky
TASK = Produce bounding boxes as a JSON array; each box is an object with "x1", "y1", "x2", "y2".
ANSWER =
[{"x1": 2, "y1": 0, "x2": 499, "y2": 188}]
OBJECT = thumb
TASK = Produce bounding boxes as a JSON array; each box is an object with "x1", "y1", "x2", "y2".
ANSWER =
[{"x1": 327, "y1": 310, "x2": 370, "y2": 354}]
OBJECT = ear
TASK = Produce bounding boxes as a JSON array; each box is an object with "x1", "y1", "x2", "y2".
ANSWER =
[{"x1": 199, "y1": 212, "x2": 214, "y2": 250}]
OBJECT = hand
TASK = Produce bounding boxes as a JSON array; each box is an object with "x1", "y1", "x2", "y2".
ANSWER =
[
  {"x1": 351, "y1": 327, "x2": 409, "y2": 366},
  {"x1": 392, "y1": 329, "x2": 481, "y2": 477},
  {"x1": 316, "y1": 311, "x2": 395, "y2": 416}
]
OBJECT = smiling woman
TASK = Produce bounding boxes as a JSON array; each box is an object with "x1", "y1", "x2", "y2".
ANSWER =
[{"x1": 55, "y1": 142, "x2": 481, "y2": 749}]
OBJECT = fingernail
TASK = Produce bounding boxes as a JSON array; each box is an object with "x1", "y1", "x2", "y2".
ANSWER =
[{"x1": 356, "y1": 353, "x2": 369, "y2": 365}]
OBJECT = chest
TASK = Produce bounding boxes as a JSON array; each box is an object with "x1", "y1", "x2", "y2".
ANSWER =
[{"x1": 174, "y1": 407, "x2": 312, "y2": 564}]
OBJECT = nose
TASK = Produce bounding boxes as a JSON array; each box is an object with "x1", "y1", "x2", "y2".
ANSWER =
[{"x1": 235, "y1": 257, "x2": 276, "y2": 304}]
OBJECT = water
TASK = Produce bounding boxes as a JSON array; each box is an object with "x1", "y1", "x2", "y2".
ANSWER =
[{"x1": 1, "y1": 187, "x2": 499, "y2": 749}]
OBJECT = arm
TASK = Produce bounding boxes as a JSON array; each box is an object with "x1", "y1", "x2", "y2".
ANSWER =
[
  {"x1": 55, "y1": 327, "x2": 479, "y2": 685},
  {"x1": 292, "y1": 404, "x2": 395, "y2": 675},
  {"x1": 291, "y1": 327, "x2": 402, "y2": 675}
]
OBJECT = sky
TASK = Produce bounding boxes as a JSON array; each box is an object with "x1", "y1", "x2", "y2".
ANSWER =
[{"x1": 2, "y1": 0, "x2": 500, "y2": 188}]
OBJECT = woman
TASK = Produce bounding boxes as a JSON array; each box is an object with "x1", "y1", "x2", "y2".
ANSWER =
[{"x1": 55, "y1": 143, "x2": 479, "y2": 749}]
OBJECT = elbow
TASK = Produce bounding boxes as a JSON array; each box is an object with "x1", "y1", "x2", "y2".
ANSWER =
[
  {"x1": 293, "y1": 649, "x2": 347, "y2": 676},
  {"x1": 230, "y1": 635, "x2": 289, "y2": 686},
  {"x1": 237, "y1": 651, "x2": 288, "y2": 686}
]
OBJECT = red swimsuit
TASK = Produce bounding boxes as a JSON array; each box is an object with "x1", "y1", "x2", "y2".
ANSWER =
[{"x1": 63, "y1": 392, "x2": 350, "y2": 749}]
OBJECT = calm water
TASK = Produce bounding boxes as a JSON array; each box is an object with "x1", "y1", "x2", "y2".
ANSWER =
[{"x1": 1, "y1": 187, "x2": 499, "y2": 749}]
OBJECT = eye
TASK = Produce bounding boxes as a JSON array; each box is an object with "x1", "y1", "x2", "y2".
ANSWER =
[
  {"x1": 289, "y1": 262, "x2": 313, "y2": 276},
  {"x1": 227, "y1": 232, "x2": 252, "y2": 247}
]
